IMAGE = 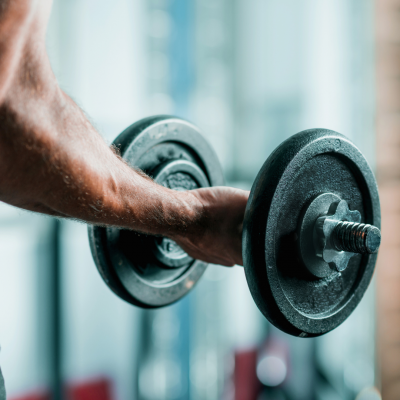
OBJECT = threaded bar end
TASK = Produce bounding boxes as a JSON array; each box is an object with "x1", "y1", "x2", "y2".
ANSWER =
[{"x1": 332, "y1": 222, "x2": 381, "y2": 254}]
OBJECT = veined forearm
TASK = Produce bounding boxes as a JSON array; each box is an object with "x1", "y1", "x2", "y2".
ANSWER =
[
  {"x1": 0, "y1": 38, "x2": 202, "y2": 236},
  {"x1": 0, "y1": 89, "x2": 202, "y2": 235}
]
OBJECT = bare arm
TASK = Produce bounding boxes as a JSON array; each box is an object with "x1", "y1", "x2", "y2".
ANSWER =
[{"x1": 0, "y1": 0, "x2": 248, "y2": 266}]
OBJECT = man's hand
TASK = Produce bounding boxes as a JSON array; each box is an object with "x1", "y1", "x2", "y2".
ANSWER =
[{"x1": 173, "y1": 187, "x2": 249, "y2": 266}]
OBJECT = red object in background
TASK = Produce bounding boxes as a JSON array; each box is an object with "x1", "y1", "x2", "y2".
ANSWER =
[
  {"x1": 67, "y1": 377, "x2": 113, "y2": 400},
  {"x1": 9, "y1": 377, "x2": 113, "y2": 400},
  {"x1": 234, "y1": 348, "x2": 262, "y2": 400},
  {"x1": 9, "y1": 390, "x2": 50, "y2": 400}
]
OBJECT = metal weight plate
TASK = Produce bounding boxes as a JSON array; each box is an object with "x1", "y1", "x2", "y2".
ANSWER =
[
  {"x1": 243, "y1": 128, "x2": 381, "y2": 337},
  {"x1": 88, "y1": 116, "x2": 224, "y2": 308}
]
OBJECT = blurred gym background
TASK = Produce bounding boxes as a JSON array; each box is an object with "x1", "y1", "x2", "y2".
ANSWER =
[{"x1": 0, "y1": 0, "x2": 398, "y2": 399}]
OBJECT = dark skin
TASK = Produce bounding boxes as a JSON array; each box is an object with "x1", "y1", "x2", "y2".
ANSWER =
[{"x1": 0, "y1": 0, "x2": 249, "y2": 266}]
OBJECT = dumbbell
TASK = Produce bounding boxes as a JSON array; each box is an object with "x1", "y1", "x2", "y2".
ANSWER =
[{"x1": 88, "y1": 115, "x2": 381, "y2": 337}]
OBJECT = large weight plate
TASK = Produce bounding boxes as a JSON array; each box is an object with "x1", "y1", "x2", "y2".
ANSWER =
[
  {"x1": 243, "y1": 128, "x2": 381, "y2": 337},
  {"x1": 89, "y1": 116, "x2": 224, "y2": 308}
]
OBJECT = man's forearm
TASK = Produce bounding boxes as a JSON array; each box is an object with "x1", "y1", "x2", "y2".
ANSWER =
[{"x1": 0, "y1": 37, "x2": 202, "y2": 237}]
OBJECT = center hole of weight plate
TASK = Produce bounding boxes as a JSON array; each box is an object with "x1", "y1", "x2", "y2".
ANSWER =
[{"x1": 151, "y1": 159, "x2": 210, "y2": 268}]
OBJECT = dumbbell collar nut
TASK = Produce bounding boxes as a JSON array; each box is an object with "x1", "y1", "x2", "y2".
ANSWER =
[
  {"x1": 314, "y1": 200, "x2": 363, "y2": 272},
  {"x1": 299, "y1": 194, "x2": 381, "y2": 278}
]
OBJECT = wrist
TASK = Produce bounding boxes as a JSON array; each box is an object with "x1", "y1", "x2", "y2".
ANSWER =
[{"x1": 165, "y1": 190, "x2": 206, "y2": 241}]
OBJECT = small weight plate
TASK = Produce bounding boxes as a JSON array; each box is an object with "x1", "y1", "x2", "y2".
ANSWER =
[
  {"x1": 243, "y1": 128, "x2": 381, "y2": 337},
  {"x1": 88, "y1": 116, "x2": 224, "y2": 308}
]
